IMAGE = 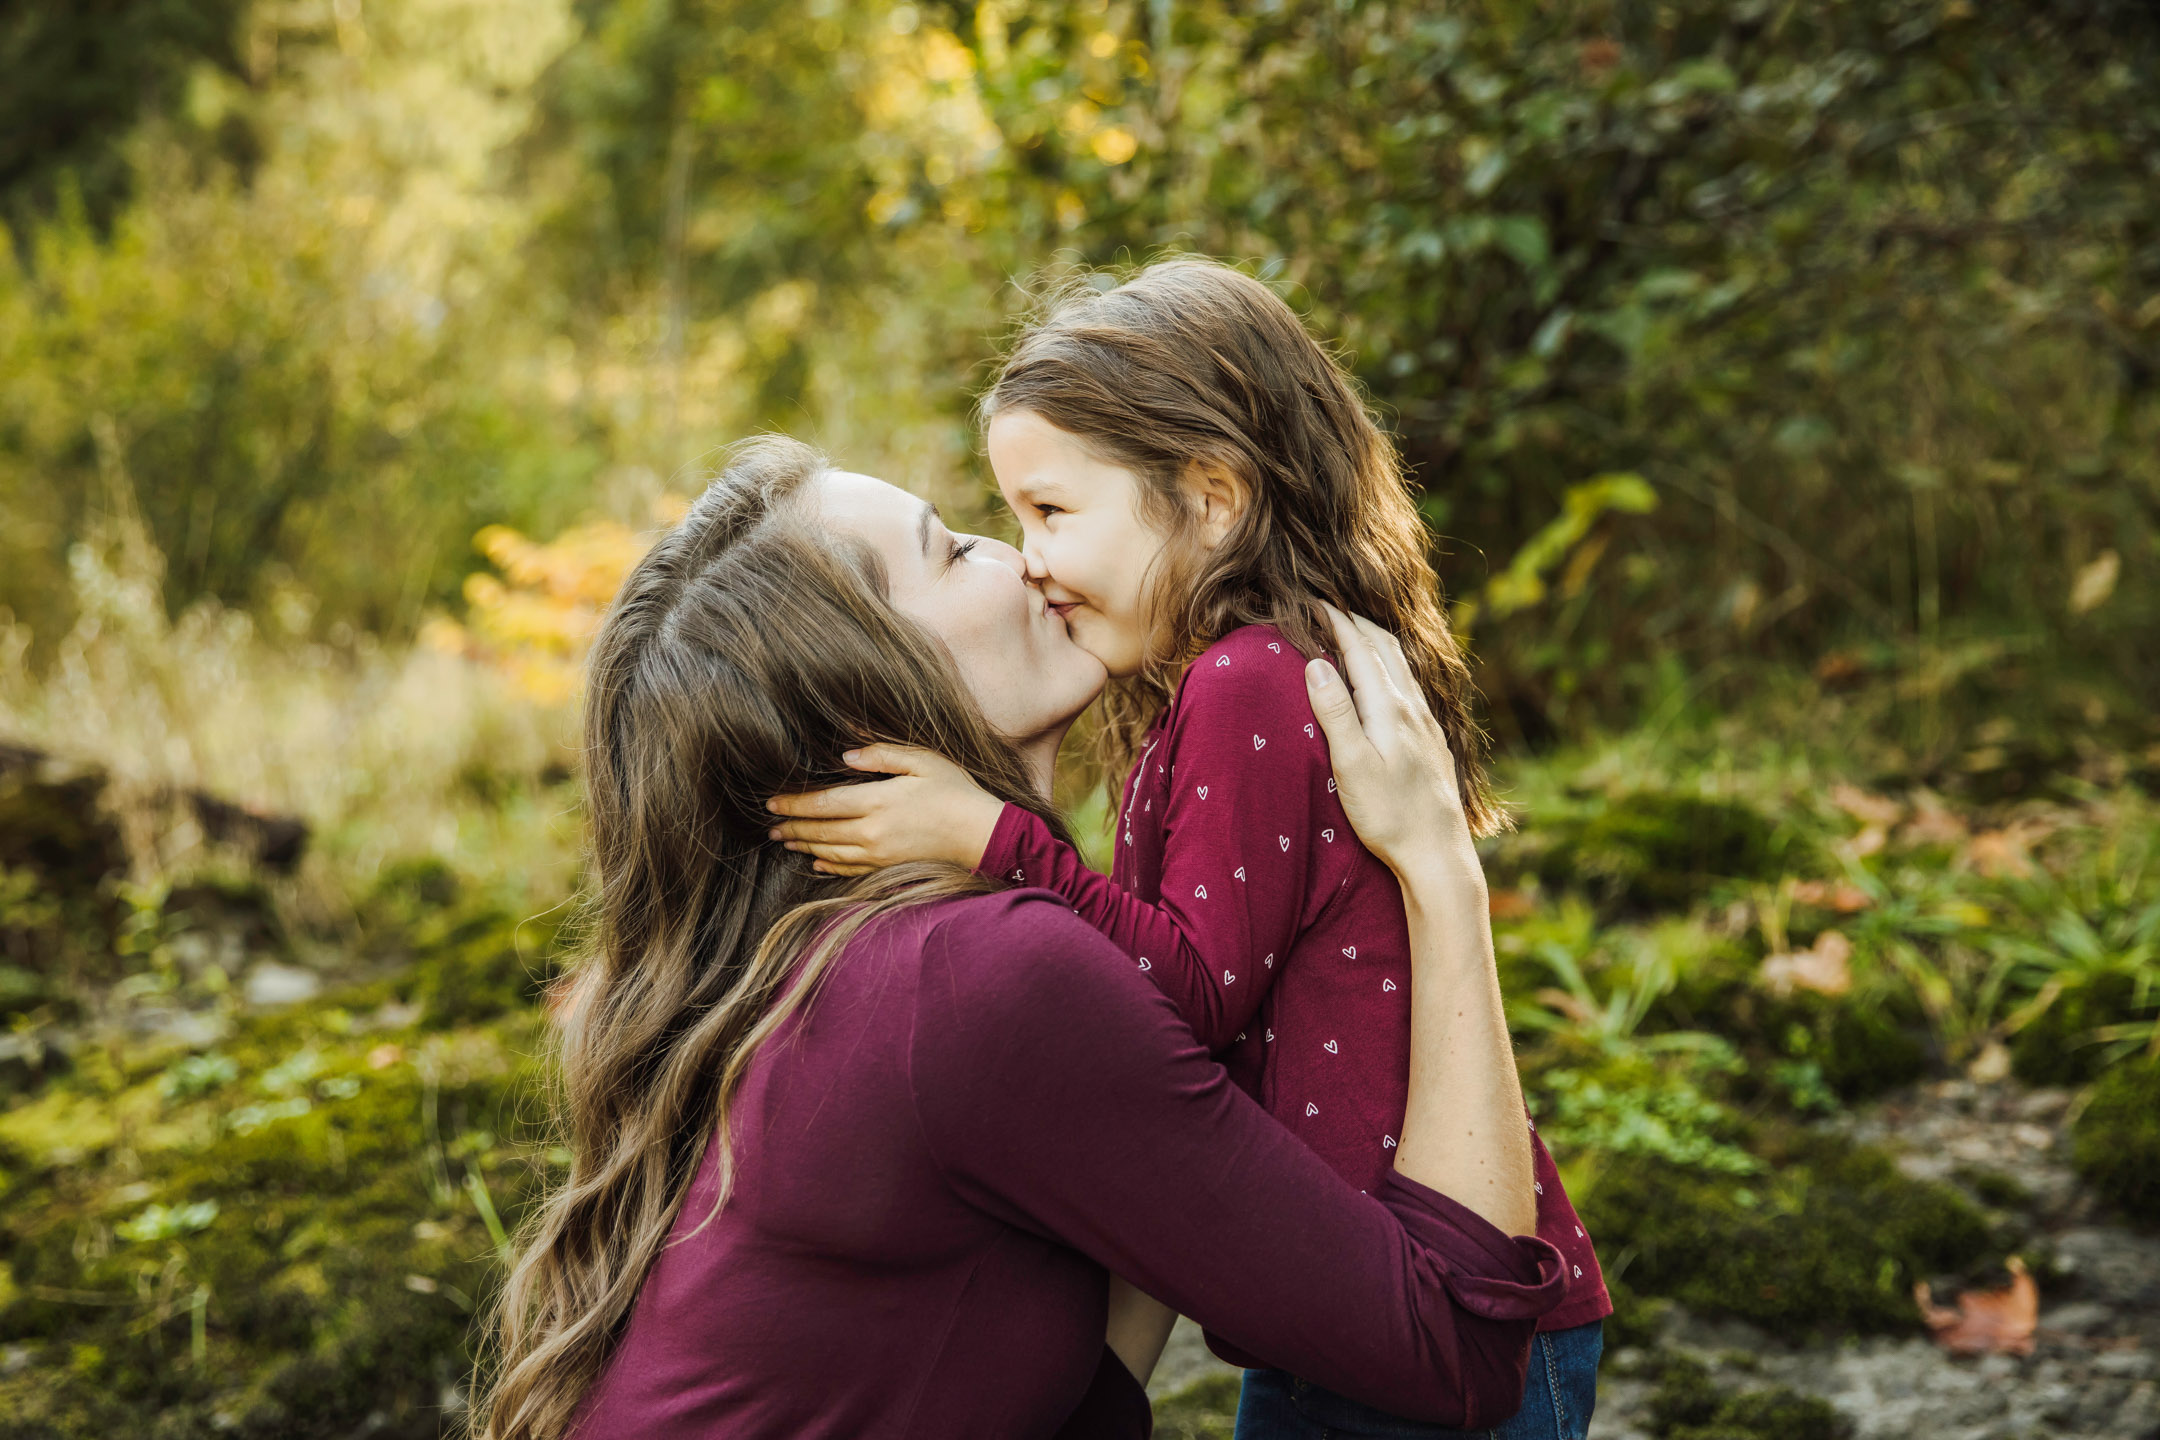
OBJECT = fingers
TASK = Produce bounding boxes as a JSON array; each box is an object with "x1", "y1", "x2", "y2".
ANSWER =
[
  {"x1": 1347, "y1": 611, "x2": 1418, "y2": 700},
  {"x1": 1318, "y1": 603, "x2": 1392, "y2": 733},
  {"x1": 1303, "y1": 657, "x2": 1373, "y2": 768},
  {"x1": 767, "y1": 818, "x2": 868, "y2": 845},
  {"x1": 766, "y1": 785, "x2": 876, "y2": 820},
  {"x1": 785, "y1": 839, "x2": 876, "y2": 868},
  {"x1": 843, "y1": 743, "x2": 938, "y2": 777}
]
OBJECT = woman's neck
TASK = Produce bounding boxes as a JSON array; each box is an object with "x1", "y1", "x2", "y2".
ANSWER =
[{"x1": 1016, "y1": 719, "x2": 1073, "y2": 801}]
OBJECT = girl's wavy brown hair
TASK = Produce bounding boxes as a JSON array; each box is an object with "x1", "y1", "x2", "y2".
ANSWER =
[
  {"x1": 983, "y1": 257, "x2": 1501, "y2": 836},
  {"x1": 471, "y1": 436, "x2": 1072, "y2": 1440}
]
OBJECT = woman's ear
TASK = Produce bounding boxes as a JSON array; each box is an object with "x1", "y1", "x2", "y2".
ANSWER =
[{"x1": 1180, "y1": 458, "x2": 1249, "y2": 549}]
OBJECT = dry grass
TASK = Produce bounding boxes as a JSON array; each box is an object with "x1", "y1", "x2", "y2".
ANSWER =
[{"x1": 0, "y1": 499, "x2": 584, "y2": 928}]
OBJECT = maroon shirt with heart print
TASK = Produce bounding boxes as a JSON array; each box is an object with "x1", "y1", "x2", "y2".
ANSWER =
[{"x1": 980, "y1": 623, "x2": 1612, "y2": 1354}]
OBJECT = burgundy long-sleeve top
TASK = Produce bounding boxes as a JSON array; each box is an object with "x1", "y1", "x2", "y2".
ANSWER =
[
  {"x1": 979, "y1": 623, "x2": 1612, "y2": 1354},
  {"x1": 575, "y1": 891, "x2": 1567, "y2": 1439}
]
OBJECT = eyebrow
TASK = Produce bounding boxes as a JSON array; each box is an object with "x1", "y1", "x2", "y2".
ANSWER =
[{"x1": 916, "y1": 500, "x2": 940, "y2": 559}]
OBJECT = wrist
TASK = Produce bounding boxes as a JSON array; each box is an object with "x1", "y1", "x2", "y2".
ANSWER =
[
  {"x1": 1392, "y1": 842, "x2": 1488, "y2": 911},
  {"x1": 957, "y1": 794, "x2": 1007, "y2": 871}
]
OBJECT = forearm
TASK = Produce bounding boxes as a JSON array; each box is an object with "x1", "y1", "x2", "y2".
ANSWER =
[
  {"x1": 1388, "y1": 856, "x2": 1537, "y2": 1237},
  {"x1": 1103, "y1": 1277, "x2": 1177, "y2": 1385}
]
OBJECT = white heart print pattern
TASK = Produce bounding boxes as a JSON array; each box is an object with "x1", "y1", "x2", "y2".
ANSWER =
[
  {"x1": 1323, "y1": 1039, "x2": 1339, "y2": 1054},
  {"x1": 1138, "y1": 957, "x2": 1152, "y2": 971},
  {"x1": 1382, "y1": 1135, "x2": 1396, "y2": 1149},
  {"x1": 1304, "y1": 1102, "x2": 1319, "y2": 1117},
  {"x1": 1262, "y1": 953, "x2": 1274, "y2": 968},
  {"x1": 1234, "y1": 867, "x2": 1247, "y2": 881},
  {"x1": 1327, "y1": 778, "x2": 1336, "y2": 793},
  {"x1": 1267, "y1": 642, "x2": 1281, "y2": 653},
  {"x1": 1214, "y1": 655, "x2": 1231, "y2": 668},
  {"x1": 1278, "y1": 835, "x2": 1290, "y2": 851},
  {"x1": 1341, "y1": 945, "x2": 1357, "y2": 959},
  {"x1": 1197, "y1": 784, "x2": 1208, "y2": 798},
  {"x1": 1303, "y1": 723, "x2": 1314, "y2": 738},
  {"x1": 1194, "y1": 884, "x2": 1208, "y2": 899},
  {"x1": 1321, "y1": 828, "x2": 1335, "y2": 842},
  {"x1": 1266, "y1": 1028, "x2": 1275, "y2": 1042},
  {"x1": 1252, "y1": 735, "x2": 1266, "y2": 750},
  {"x1": 1222, "y1": 970, "x2": 1236, "y2": 985},
  {"x1": 1381, "y1": 978, "x2": 1397, "y2": 993}
]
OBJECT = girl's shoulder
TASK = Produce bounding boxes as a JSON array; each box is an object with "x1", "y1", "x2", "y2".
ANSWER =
[{"x1": 1166, "y1": 623, "x2": 1318, "y2": 741}]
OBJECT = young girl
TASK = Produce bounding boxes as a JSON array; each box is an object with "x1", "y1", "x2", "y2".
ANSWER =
[{"x1": 768, "y1": 259, "x2": 1609, "y2": 1439}]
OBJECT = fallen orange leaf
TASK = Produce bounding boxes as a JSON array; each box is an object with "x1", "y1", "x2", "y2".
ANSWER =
[
  {"x1": 1761, "y1": 930, "x2": 1854, "y2": 998},
  {"x1": 1915, "y1": 1256, "x2": 2037, "y2": 1356},
  {"x1": 1830, "y1": 782, "x2": 1903, "y2": 827}
]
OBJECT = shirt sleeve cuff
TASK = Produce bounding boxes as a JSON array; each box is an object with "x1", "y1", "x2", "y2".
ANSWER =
[
  {"x1": 978, "y1": 802, "x2": 1041, "y2": 886},
  {"x1": 1378, "y1": 1170, "x2": 1570, "y2": 1320}
]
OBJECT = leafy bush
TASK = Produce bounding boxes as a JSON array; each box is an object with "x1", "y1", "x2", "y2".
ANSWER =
[{"x1": 1536, "y1": 792, "x2": 1785, "y2": 913}]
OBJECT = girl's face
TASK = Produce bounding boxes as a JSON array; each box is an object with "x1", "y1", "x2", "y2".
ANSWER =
[
  {"x1": 813, "y1": 470, "x2": 1107, "y2": 745},
  {"x1": 986, "y1": 408, "x2": 1169, "y2": 679}
]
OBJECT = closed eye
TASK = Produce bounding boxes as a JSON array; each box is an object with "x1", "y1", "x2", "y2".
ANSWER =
[
  {"x1": 946, "y1": 536, "x2": 980, "y2": 567},
  {"x1": 1035, "y1": 503, "x2": 1064, "y2": 519}
]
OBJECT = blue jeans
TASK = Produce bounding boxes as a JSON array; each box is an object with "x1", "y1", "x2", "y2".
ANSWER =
[{"x1": 1232, "y1": 1321, "x2": 1603, "y2": 1440}]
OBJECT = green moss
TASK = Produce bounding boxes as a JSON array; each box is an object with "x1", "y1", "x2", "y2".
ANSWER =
[
  {"x1": 399, "y1": 903, "x2": 563, "y2": 1030},
  {"x1": 0, "y1": 962, "x2": 553, "y2": 1438},
  {"x1": 2071, "y1": 1055, "x2": 2160, "y2": 1221},
  {"x1": 1580, "y1": 1132, "x2": 2000, "y2": 1334},
  {"x1": 1537, "y1": 792, "x2": 1786, "y2": 914},
  {"x1": 1645, "y1": 1354, "x2": 1849, "y2": 1440},
  {"x1": 1151, "y1": 1372, "x2": 1242, "y2": 1440},
  {"x1": 2010, "y1": 973, "x2": 2145, "y2": 1087}
]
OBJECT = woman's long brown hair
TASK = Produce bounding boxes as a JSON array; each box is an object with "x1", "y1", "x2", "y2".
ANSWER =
[
  {"x1": 472, "y1": 436, "x2": 1073, "y2": 1439},
  {"x1": 983, "y1": 257, "x2": 1502, "y2": 835}
]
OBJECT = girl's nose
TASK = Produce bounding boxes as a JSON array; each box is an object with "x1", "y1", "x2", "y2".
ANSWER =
[{"x1": 1017, "y1": 535, "x2": 1051, "y2": 584}]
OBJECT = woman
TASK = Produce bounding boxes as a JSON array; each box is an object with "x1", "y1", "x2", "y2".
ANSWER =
[{"x1": 475, "y1": 438, "x2": 1561, "y2": 1439}]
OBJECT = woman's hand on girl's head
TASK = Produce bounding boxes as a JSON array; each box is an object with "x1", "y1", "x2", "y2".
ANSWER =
[
  {"x1": 766, "y1": 745, "x2": 1007, "y2": 876},
  {"x1": 1304, "y1": 605, "x2": 1483, "y2": 886}
]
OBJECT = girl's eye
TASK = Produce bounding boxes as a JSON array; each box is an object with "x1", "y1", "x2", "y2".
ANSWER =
[{"x1": 1037, "y1": 504, "x2": 1064, "y2": 519}]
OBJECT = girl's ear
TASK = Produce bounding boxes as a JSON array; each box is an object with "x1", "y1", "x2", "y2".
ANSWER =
[{"x1": 1180, "y1": 457, "x2": 1249, "y2": 550}]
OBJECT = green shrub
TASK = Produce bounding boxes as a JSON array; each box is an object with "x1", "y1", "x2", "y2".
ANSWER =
[
  {"x1": 1581, "y1": 1133, "x2": 1999, "y2": 1334},
  {"x1": 1538, "y1": 793, "x2": 1785, "y2": 914},
  {"x1": 2071, "y1": 1056, "x2": 2160, "y2": 1222}
]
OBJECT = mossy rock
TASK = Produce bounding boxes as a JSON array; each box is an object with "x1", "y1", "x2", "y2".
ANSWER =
[
  {"x1": 2010, "y1": 973, "x2": 2147, "y2": 1087},
  {"x1": 1644, "y1": 1353, "x2": 1848, "y2": 1440},
  {"x1": 1537, "y1": 793, "x2": 1786, "y2": 914},
  {"x1": 396, "y1": 902, "x2": 564, "y2": 1030},
  {"x1": 1580, "y1": 1132, "x2": 1999, "y2": 1334},
  {"x1": 2071, "y1": 1055, "x2": 2160, "y2": 1222}
]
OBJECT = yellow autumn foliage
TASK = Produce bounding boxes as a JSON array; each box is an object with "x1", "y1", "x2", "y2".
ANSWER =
[{"x1": 425, "y1": 501, "x2": 686, "y2": 704}]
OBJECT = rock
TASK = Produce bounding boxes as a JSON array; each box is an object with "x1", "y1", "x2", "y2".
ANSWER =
[{"x1": 243, "y1": 960, "x2": 322, "y2": 1007}]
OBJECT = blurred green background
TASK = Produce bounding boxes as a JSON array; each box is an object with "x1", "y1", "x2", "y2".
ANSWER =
[{"x1": 3, "y1": 2, "x2": 2159, "y2": 1436}]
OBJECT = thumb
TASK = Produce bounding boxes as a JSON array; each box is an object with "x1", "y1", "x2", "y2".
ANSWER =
[
  {"x1": 1304, "y1": 658, "x2": 1368, "y2": 760},
  {"x1": 842, "y1": 742, "x2": 941, "y2": 779}
]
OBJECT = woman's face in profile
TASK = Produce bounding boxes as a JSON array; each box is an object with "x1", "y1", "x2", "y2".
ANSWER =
[{"x1": 814, "y1": 470, "x2": 1108, "y2": 744}]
